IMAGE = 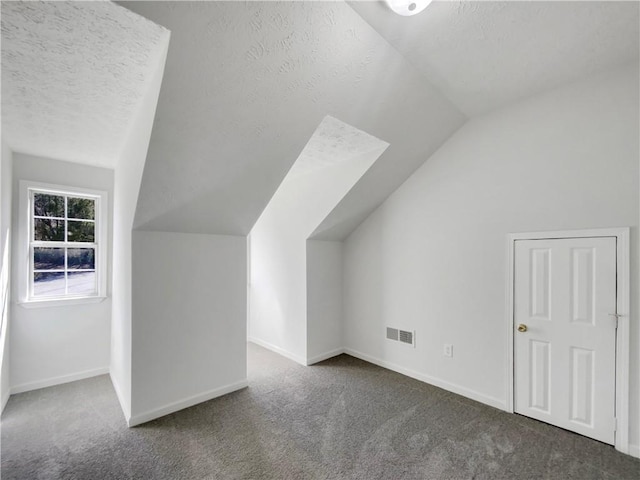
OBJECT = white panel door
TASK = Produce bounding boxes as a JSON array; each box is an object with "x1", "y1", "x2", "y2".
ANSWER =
[{"x1": 514, "y1": 237, "x2": 617, "y2": 444}]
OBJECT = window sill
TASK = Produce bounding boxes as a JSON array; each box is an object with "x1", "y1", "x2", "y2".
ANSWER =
[{"x1": 18, "y1": 296, "x2": 107, "y2": 309}]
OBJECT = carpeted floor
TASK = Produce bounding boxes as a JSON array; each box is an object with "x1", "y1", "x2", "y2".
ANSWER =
[{"x1": 2, "y1": 343, "x2": 639, "y2": 479}]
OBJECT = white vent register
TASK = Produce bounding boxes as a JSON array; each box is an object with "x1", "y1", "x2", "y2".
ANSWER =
[{"x1": 386, "y1": 327, "x2": 415, "y2": 347}]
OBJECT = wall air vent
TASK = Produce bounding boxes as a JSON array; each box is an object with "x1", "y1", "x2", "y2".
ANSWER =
[
  {"x1": 386, "y1": 327, "x2": 399, "y2": 341},
  {"x1": 386, "y1": 327, "x2": 415, "y2": 347},
  {"x1": 399, "y1": 330, "x2": 415, "y2": 346}
]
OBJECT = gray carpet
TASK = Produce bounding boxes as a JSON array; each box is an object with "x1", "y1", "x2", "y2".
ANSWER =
[{"x1": 2, "y1": 343, "x2": 639, "y2": 479}]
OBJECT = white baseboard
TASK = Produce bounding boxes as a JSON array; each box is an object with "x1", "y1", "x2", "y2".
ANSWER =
[
  {"x1": 128, "y1": 379, "x2": 248, "y2": 427},
  {"x1": 306, "y1": 348, "x2": 345, "y2": 366},
  {"x1": 248, "y1": 337, "x2": 306, "y2": 366},
  {"x1": 628, "y1": 444, "x2": 640, "y2": 459},
  {"x1": 109, "y1": 372, "x2": 131, "y2": 424},
  {"x1": 10, "y1": 366, "x2": 109, "y2": 395},
  {"x1": 344, "y1": 348, "x2": 507, "y2": 411}
]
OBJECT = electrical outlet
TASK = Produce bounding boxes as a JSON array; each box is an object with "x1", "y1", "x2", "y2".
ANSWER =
[{"x1": 444, "y1": 344, "x2": 453, "y2": 357}]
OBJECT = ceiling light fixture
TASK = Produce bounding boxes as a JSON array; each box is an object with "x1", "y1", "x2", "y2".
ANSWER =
[{"x1": 385, "y1": 0, "x2": 432, "y2": 17}]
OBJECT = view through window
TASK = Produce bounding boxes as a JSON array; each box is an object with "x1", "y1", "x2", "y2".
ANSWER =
[{"x1": 30, "y1": 190, "x2": 99, "y2": 298}]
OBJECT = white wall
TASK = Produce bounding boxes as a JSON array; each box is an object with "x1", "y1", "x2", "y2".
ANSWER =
[
  {"x1": 306, "y1": 239, "x2": 343, "y2": 363},
  {"x1": 250, "y1": 216, "x2": 307, "y2": 363},
  {"x1": 10, "y1": 153, "x2": 114, "y2": 393},
  {"x1": 344, "y1": 65, "x2": 639, "y2": 447},
  {"x1": 110, "y1": 34, "x2": 169, "y2": 421},
  {"x1": 1, "y1": 141, "x2": 13, "y2": 411},
  {"x1": 249, "y1": 146, "x2": 387, "y2": 364},
  {"x1": 130, "y1": 231, "x2": 247, "y2": 425}
]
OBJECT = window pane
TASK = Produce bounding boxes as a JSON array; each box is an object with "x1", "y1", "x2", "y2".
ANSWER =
[
  {"x1": 34, "y1": 193, "x2": 64, "y2": 218},
  {"x1": 67, "y1": 221, "x2": 94, "y2": 242},
  {"x1": 34, "y1": 247, "x2": 65, "y2": 270},
  {"x1": 34, "y1": 272, "x2": 65, "y2": 297},
  {"x1": 68, "y1": 248, "x2": 95, "y2": 270},
  {"x1": 67, "y1": 271, "x2": 96, "y2": 295},
  {"x1": 67, "y1": 197, "x2": 95, "y2": 220},
  {"x1": 34, "y1": 218, "x2": 65, "y2": 241}
]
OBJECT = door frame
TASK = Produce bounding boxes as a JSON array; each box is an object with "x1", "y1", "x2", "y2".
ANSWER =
[{"x1": 505, "y1": 227, "x2": 630, "y2": 455}]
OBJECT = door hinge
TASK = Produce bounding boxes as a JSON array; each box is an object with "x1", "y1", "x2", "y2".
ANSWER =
[{"x1": 608, "y1": 313, "x2": 621, "y2": 329}]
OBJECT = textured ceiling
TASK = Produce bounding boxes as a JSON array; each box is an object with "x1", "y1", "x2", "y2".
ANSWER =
[
  {"x1": 4, "y1": 1, "x2": 636, "y2": 239},
  {"x1": 349, "y1": 1, "x2": 640, "y2": 116},
  {"x1": 121, "y1": 1, "x2": 465, "y2": 238},
  {"x1": 1, "y1": 1, "x2": 169, "y2": 167},
  {"x1": 287, "y1": 115, "x2": 389, "y2": 179}
]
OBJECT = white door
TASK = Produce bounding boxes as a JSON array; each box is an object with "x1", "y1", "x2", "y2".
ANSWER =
[{"x1": 514, "y1": 237, "x2": 617, "y2": 444}]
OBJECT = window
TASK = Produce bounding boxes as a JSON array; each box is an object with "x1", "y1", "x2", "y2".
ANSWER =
[{"x1": 20, "y1": 182, "x2": 107, "y2": 305}]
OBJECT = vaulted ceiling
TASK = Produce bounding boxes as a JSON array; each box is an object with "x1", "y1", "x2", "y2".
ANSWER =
[
  {"x1": 2, "y1": 1, "x2": 638, "y2": 239},
  {"x1": 1, "y1": 1, "x2": 168, "y2": 168},
  {"x1": 120, "y1": 0, "x2": 465, "y2": 237},
  {"x1": 349, "y1": 1, "x2": 640, "y2": 116}
]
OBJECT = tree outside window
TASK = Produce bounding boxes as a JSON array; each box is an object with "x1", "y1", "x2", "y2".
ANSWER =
[{"x1": 30, "y1": 191, "x2": 99, "y2": 298}]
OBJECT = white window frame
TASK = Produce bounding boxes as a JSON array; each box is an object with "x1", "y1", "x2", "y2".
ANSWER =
[{"x1": 18, "y1": 181, "x2": 108, "y2": 307}]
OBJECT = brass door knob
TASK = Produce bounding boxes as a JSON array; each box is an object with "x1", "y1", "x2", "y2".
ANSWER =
[{"x1": 517, "y1": 324, "x2": 528, "y2": 333}]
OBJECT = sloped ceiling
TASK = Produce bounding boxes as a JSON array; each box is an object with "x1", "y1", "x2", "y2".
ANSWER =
[
  {"x1": 121, "y1": 1, "x2": 466, "y2": 237},
  {"x1": 255, "y1": 115, "x2": 389, "y2": 238},
  {"x1": 1, "y1": 1, "x2": 169, "y2": 168},
  {"x1": 349, "y1": 1, "x2": 640, "y2": 116},
  {"x1": 3, "y1": 1, "x2": 638, "y2": 240},
  {"x1": 287, "y1": 115, "x2": 388, "y2": 180}
]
